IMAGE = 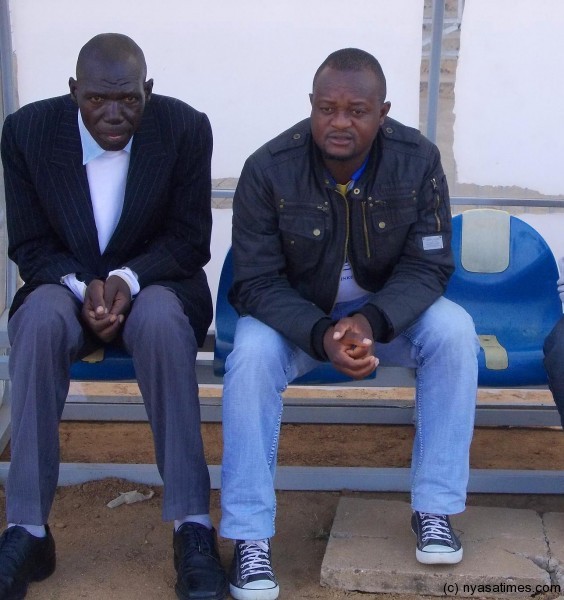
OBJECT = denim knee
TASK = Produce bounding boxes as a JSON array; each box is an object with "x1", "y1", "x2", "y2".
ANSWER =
[
  {"x1": 226, "y1": 317, "x2": 290, "y2": 378},
  {"x1": 414, "y1": 297, "x2": 479, "y2": 357}
]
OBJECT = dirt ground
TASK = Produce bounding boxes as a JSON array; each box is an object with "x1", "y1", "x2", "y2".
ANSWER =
[{"x1": 1, "y1": 422, "x2": 563, "y2": 600}]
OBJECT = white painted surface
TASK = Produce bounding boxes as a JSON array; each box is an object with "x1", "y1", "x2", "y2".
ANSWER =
[
  {"x1": 517, "y1": 214, "x2": 564, "y2": 270},
  {"x1": 205, "y1": 208, "x2": 232, "y2": 331},
  {"x1": 8, "y1": 0, "x2": 423, "y2": 179},
  {"x1": 454, "y1": 0, "x2": 564, "y2": 196}
]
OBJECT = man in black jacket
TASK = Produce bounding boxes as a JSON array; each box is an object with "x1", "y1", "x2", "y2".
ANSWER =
[
  {"x1": 0, "y1": 33, "x2": 227, "y2": 600},
  {"x1": 220, "y1": 48, "x2": 479, "y2": 600}
]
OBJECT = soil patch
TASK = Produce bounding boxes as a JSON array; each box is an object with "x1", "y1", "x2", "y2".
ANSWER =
[{"x1": 1, "y1": 423, "x2": 563, "y2": 599}]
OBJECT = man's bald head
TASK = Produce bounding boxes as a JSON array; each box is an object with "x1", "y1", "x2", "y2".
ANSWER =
[
  {"x1": 69, "y1": 33, "x2": 153, "y2": 151},
  {"x1": 76, "y1": 33, "x2": 147, "y2": 81}
]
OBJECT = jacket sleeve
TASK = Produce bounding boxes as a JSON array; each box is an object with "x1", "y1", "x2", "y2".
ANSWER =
[
  {"x1": 1, "y1": 113, "x2": 97, "y2": 285},
  {"x1": 125, "y1": 111, "x2": 213, "y2": 285},
  {"x1": 230, "y1": 156, "x2": 333, "y2": 357},
  {"x1": 357, "y1": 145, "x2": 454, "y2": 342}
]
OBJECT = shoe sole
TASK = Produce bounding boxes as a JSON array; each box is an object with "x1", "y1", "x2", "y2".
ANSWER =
[
  {"x1": 229, "y1": 583, "x2": 280, "y2": 600},
  {"x1": 174, "y1": 586, "x2": 227, "y2": 600},
  {"x1": 415, "y1": 547, "x2": 463, "y2": 565},
  {"x1": 175, "y1": 580, "x2": 228, "y2": 600}
]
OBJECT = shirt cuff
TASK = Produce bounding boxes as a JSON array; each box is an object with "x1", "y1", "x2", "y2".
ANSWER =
[
  {"x1": 310, "y1": 316, "x2": 335, "y2": 361},
  {"x1": 60, "y1": 273, "x2": 87, "y2": 302},
  {"x1": 108, "y1": 267, "x2": 140, "y2": 297}
]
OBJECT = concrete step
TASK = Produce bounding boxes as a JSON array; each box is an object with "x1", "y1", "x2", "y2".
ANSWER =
[{"x1": 321, "y1": 497, "x2": 564, "y2": 597}]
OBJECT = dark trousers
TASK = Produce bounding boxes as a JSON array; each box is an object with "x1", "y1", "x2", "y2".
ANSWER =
[
  {"x1": 544, "y1": 314, "x2": 564, "y2": 429},
  {"x1": 6, "y1": 284, "x2": 210, "y2": 524}
]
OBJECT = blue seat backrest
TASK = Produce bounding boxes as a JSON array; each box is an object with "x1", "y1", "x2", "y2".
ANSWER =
[
  {"x1": 444, "y1": 210, "x2": 562, "y2": 386},
  {"x1": 213, "y1": 248, "x2": 376, "y2": 383}
]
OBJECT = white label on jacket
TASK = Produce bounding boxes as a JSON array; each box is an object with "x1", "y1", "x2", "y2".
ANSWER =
[{"x1": 422, "y1": 235, "x2": 444, "y2": 250}]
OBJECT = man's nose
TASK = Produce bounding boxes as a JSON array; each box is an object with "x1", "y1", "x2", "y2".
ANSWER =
[
  {"x1": 104, "y1": 101, "x2": 123, "y2": 123},
  {"x1": 332, "y1": 110, "x2": 352, "y2": 128}
]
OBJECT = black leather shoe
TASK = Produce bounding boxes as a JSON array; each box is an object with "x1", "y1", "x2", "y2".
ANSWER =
[
  {"x1": 173, "y1": 522, "x2": 227, "y2": 600},
  {"x1": 0, "y1": 525, "x2": 56, "y2": 600}
]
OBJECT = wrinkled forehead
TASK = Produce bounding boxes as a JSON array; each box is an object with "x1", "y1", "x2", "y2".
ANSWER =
[
  {"x1": 77, "y1": 49, "x2": 146, "y2": 82},
  {"x1": 312, "y1": 67, "x2": 384, "y2": 103}
]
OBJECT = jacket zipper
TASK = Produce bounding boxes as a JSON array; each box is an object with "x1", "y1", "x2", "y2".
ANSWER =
[
  {"x1": 328, "y1": 187, "x2": 351, "y2": 314},
  {"x1": 337, "y1": 189, "x2": 350, "y2": 270},
  {"x1": 431, "y1": 177, "x2": 442, "y2": 232},
  {"x1": 361, "y1": 201, "x2": 371, "y2": 258}
]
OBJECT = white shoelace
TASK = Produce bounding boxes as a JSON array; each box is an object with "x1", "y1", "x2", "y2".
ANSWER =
[
  {"x1": 239, "y1": 540, "x2": 274, "y2": 578},
  {"x1": 418, "y1": 513, "x2": 453, "y2": 543}
]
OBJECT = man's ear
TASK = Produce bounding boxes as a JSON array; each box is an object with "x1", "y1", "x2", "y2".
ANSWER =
[
  {"x1": 309, "y1": 93, "x2": 313, "y2": 106},
  {"x1": 68, "y1": 77, "x2": 78, "y2": 103},
  {"x1": 379, "y1": 101, "x2": 391, "y2": 124},
  {"x1": 144, "y1": 79, "x2": 154, "y2": 101}
]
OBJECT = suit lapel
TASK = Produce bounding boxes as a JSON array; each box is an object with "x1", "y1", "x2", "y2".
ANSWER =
[
  {"x1": 49, "y1": 99, "x2": 101, "y2": 260},
  {"x1": 105, "y1": 101, "x2": 169, "y2": 255}
]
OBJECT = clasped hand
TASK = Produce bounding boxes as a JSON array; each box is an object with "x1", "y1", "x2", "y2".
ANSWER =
[
  {"x1": 81, "y1": 275, "x2": 132, "y2": 343},
  {"x1": 323, "y1": 313, "x2": 379, "y2": 380}
]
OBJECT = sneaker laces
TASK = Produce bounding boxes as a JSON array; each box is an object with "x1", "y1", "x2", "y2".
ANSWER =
[
  {"x1": 418, "y1": 513, "x2": 453, "y2": 543},
  {"x1": 239, "y1": 541, "x2": 274, "y2": 579}
]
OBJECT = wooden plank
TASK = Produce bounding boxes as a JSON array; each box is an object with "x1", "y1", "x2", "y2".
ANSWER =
[{"x1": 67, "y1": 380, "x2": 555, "y2": 407}]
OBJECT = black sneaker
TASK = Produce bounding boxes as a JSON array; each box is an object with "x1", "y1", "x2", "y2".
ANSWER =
[
  {"x1": 229, "y1": 539, "x2": 279, "y2": 600},
  {"x1": 0, "y1": 525, "x2": 56, "y2": 600},
  {"x1": 173, "y1": 522, "x2": 228, "y2": 600},
  {"x1": 411, "y1": 512, "x2": 463, "y2": 565}
]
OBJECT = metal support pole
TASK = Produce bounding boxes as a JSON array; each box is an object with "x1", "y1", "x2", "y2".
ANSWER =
[
  {"x1": 0, "y1": 0, "x2": 19, "y2": 307},
  {"x1": 425, "y1": 0, "x2": 445, "y2": 143}
]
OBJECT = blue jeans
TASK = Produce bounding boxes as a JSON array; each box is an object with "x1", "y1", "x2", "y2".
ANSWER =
[{"x1": 220, "y1": 296, "x2": 479, "y2": 540}]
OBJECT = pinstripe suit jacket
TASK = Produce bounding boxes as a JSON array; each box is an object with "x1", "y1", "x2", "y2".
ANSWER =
[{"x1": 1, "y1": 93, "x2": 213, "y2": 345}]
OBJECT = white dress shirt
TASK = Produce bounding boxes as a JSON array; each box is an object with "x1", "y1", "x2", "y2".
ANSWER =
[{"x1": 61, "y1": 112, "x2": 140, "y2": 300}]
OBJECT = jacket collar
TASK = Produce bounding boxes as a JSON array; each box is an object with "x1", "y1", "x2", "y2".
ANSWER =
[{"x1": 78, "y1": 110, "x2": 133, "y2": 165}]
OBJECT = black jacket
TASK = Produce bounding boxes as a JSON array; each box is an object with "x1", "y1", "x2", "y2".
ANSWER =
[
  {"x1": 230, "y1": 116, "x2": 454, "y2": 359},
  {"x1": 2, "y1": 94, "x2": 213, "y2": 345}
]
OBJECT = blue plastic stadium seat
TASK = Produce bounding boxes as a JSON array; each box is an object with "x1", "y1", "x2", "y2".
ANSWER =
[
  {"x1": 213, "y1": 248, "x2": 376, "y2": 383},
  {"x1": 70, "y1": 345, "x2": 135, "y2": 380},
  {"x1": 444, "y1": 209, "x2": 562, "y2": 386}
]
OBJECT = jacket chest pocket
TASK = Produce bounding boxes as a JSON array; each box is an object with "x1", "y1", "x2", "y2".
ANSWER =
[
  {"x1": 278, "y1": 204, "x2": 327, "y2": 269},
  {"x1": 366, "y1": 188, "x2": 418, "y2": 258}
]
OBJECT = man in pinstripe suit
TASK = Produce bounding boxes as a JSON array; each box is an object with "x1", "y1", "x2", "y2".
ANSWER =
[{"x1": 0, "y1": 34, "x2": 227, "y2": 600}]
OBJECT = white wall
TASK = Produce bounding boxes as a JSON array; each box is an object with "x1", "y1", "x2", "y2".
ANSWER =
[
  {"x1": 9, "y1": 0, "x2": 423, "y2": 179},
  {"x1": 454, "y1": 0, "x2": 564, "y2": 196}
]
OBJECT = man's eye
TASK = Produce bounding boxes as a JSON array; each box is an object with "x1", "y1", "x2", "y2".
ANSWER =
[
  {"x1": 320, "y1": 107, "x2": 334, "y2": 114},
  {"x1": 352, "y1": 109, "x2": 366, "y2": 116},
  {"x1": 90, "y1": 96, "x2": 103, "y2": 104},
  {"x1": 124, "y1": 96, "x2": 138, "y2": 104}
]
